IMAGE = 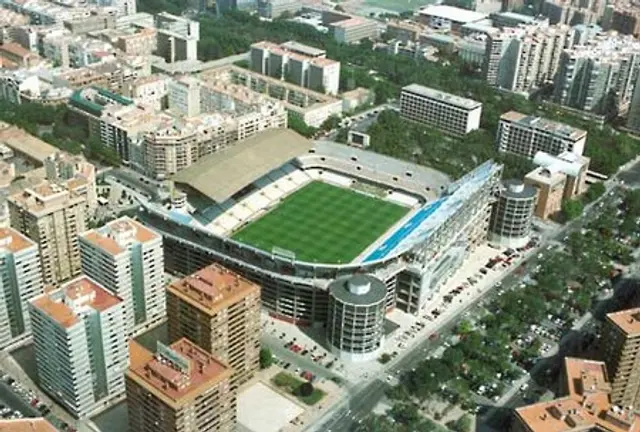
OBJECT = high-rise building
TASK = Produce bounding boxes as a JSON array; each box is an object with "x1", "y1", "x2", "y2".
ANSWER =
[
  {"x1": 250, "y1": 41, "x2": 340, "y2": 95},
  {"x1": 29, "y1": 276, "x2": 128, "y2": 418},
  {"x1": 154, "y1": 13, "x2": 200, "y2": 63},
  {"x1": 513, "y1": 357, "x2": 639, "y2": 431},
  {"x1": 497, "y1": 111, "x2": 587, "y2": 159},
  {"x1": 602, "y1": 308, "x2": 640, "y2": 408},
  {"x1": 627, "y1": 70, "x2": 640, "y2": 132},
  {"x1": 483, "y1": 25, "x2": 576, "y2": 94},
  {"x1": 44, "y1": 151, "x2": 97, "y2": 216},
  {"x1": 166, "y1": 264, "x2": 261, "y2": 388},
  {"x1": 0, "y1": 418, "x2": 57, "y2": 431},
  {"x1": 8, "y1": 181, "x2": 87, "y2": 285},
  {"x1": 400, "y1": 84, "x2": 482, "y2": 136},
  {"x1": 79, "y1": 217, "x2": 165, "y2": 336},
  {"x1": 524, "y1": 166, "x2": 567, "y2": 219},
  {"x1": 126, "y1": 338, "x2": 235, "y2": 432},
  {"x1": 167, "y1": 75, "x2": 201, "y2": 117},
  {"x1": 489, "y1": 180, "x2": 537, "y2": 248},
  {"x1": 554, "y1": 33, "x2": 640, "y2": 115},
  {"x1": 0, "y1": 228, "x2": 42, "y2": 350}
]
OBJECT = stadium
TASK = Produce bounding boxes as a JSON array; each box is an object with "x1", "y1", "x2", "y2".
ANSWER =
[{"x1": 139, "y1": 128, "x2": 503, "y2": 325}]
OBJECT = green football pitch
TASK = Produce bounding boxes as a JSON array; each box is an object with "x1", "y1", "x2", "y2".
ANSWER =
[{"x1": 231, "y1": 181, "x2": 409, "y2": 264}]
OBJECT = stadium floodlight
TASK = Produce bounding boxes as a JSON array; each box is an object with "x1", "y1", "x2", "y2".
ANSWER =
[{"x1": 272, "y1": 246, "x2": 296, "y2": 262}]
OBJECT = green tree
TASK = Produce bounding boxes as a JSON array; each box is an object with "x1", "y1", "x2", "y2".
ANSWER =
[
  {"x1": 446, "y1": 415, "x2": 473, "y2": 432},
  {"x1": 259, "y1": 347, "x2": 274, "y2": 369},
  {"x1": 584, "y1": 182, "x2": 606, "y2": 203},
  {"x1": 562, "y1": 199, "x2": 585, "y2": 221}
]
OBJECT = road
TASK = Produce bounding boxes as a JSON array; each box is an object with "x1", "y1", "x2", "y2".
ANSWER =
[{"x1": 309, "y1": 175, "x2": 625, "y2": 432}]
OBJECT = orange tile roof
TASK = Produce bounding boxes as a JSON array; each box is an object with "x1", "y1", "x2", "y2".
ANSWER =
[
  {"x1": 127, "y1": 338, "x2": 232, "y2": 409},
  {"x1": 0, "y1": 418, "x2": 57, "y2": 432},
  {"x1": 81, "y1": 217, "x2": 159, "y2": 256},
  {"x1": 0, "y1": 227, "x2": 35, "y2": 253},
  {"x1": 30, "y1": 276, "x2": 122, "y2": 328},
  {"x1": 514, "y1": 358, "x2": 640, "y2": 432},
  {"x1": 607, "y1": 308, "x2": 640, "y2": 337},
  {"x1": 166, "y1": 264, "x2": 260, "y2": 316},
  {"x1": 0, "y1": 42, "x2": 31, "y2": 58}
]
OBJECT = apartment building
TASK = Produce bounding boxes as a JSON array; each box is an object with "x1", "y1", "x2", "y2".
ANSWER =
[
  {"x1": 554, "y1": 33, "x2": 640, "y2": 115},
  {"x1": 167, "y1": 75, "x2": 201, "y2": 117},
  {"x1": 44, "y1": 151, "x2": 97, "y2": 215},
  {"x1": 483, "y1": 25, "x2": 576, "y2": 94},
  {"x1": 166, "y1": 264, "x2": 261, "y2": 388},
  {"x1": 126, "y1": 338, "x2": 235, "y2": 432},
  {"x1": 151, "y1": 12, "x2": 199, "y2": 63},
  {"x1": 496, "y1": 111, "x2": 587, "y2": 158},
  {"x1": 329, "y1": 16, "x2": 378, "y2": 44},
  {"x1": 513, "y1": 357, "x2": 640, "y2": 431},
  {"x1": 8, "y1": 181, "x2": 87, "y2": 285},
  {"x1": 257, "y1": 0, "x2": 301, "y2": 19},
  {"x1": 542, "y1": 0, "x2": 606, "y2": 25},
  {"x1": 0, "y1": 228, "x2": 42, "y2": 350},
  {"x1": 524, "y1": 166, "x2": 566, "y2": 219},
  {"x1": 144, "y1": 106, "x2": 287, "y2": 179},
  {"x1": 602, "y1": 308, "x2": 640, "y2": 408},
  {"x1": 400, "y1": 84, "x2": 482, "y2": 136},
  {"x1": 201, "y1": 65, "x2": 343, "y2": 127},
  {"x1": 603, "y1": 4, "x2": 640, "y2": 36},
  {"x1": 79, "y1": 217, "x2": 165, "y2": 336},
  {"x1": 250, "y1": 41, "x2": 340, "y2": 95},
  {"x1": 29, "y1": 276, "x2": 128, "y2": 418}
]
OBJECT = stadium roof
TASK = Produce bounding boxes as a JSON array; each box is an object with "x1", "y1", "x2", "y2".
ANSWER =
[{"x1": 172, "y1": 129, "x2": 312, "y2": 203}]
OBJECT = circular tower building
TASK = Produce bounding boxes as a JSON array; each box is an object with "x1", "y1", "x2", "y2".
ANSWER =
[
  {"x1": 489, "y1": 179, "x2": 537, "y2": 249},
  {"x1": 326, "y1": 274, "x2": 386, "y2": 363}
]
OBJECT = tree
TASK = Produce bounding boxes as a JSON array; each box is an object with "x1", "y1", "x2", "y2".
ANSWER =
[
  {"x1": 562, "y1": 199, "x2": 585, "y2": 221},
  {"x1": 378, "y1": 353, "x2": 392, "y2": 364},
  {"x1": 287, "y1": 113, "x2": 318, "y2": 138},
  {"x1": 320, "y1": 115, "x2": 341, "y2": 131},
  {"x1": 446, "y1": 414, "x2": 473, "y2": 432},
  {"x1": 259, "y1": 347, "x2": 274, "y2": 369},
  {"x1": 298, "y1": 382, "x2": 314, "y2": 397},
  {"x1": 584, "y1": 182, "x2": 606, "y2": 203}
]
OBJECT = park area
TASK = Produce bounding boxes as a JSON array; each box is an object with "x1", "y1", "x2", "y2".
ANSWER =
[
  {"x1": 271, "y1": 372, "x2": 326, "y2": 406},
  {"x1": 232, "y1": 181, "x2": 408, "y2": 263}
]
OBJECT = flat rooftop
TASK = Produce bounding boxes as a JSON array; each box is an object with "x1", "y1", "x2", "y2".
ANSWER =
[
  {"x1": 418, "y1": 5, "x2": 487, "y2": 23},
  {"x1": 8, "y1": 180, "x2": 85, "y2": 215},
  {"x1": 525, "y1": 166, "x2": 567, "y2": 185},
  {"x1": 0, "y1": 419, "x2": 57, "y2": 432},
  {"x1": 81, "y1": 216, "x2": 159, "y2": 256},
  {"x1": 501, "y1": 111, "x2": 587, "y2": 140},
  {"x1": 607, "y1": 307, "x2": 640, "y2": 336},
  {"x1": 402, "y1": 84, "x2": 482, "y2": 110},
  {"x1": 0, "y1": 227, "x2": 36, "y2": 254},
  {"x1": 0, "y1": 123, "x2": 56, "y2": 163},
  {"x1": 127, "y1": 338, "x2": 232, "y2": 410},
  {"x1": 30, "y1": 277, "x2": 122, "y2": 329},
  {"x1": 280, "y1": 40, "x2": 326, "y2": 57},
  {"x1": 167, "y1": 264, "x2": 260, "y2": 315}
]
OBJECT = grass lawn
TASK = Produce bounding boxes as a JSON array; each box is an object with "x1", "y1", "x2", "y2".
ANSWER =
[
  {"x1": 232, "y1": 181, "x2": 408, "y2": 263},
  {"x1": 271, "y1": 372, "x2": 326, "y2": 406}
]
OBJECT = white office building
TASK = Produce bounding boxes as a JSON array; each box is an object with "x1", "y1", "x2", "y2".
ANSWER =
[
  {"x1": 0, "y1": 228, "x2": 43, "y2": 350},
  {"x1": 29, "y1": 276, "x2": 128, "y2": 418},
  {"x1": 497, "y1": 111, "x2": 587, "y2": 158},
  {"x1": 400, "y1": 84, "x2": 482, "y2": 136},
  {"x1": 79, "y1": 217, "x2": 165, "y2": 336}
]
